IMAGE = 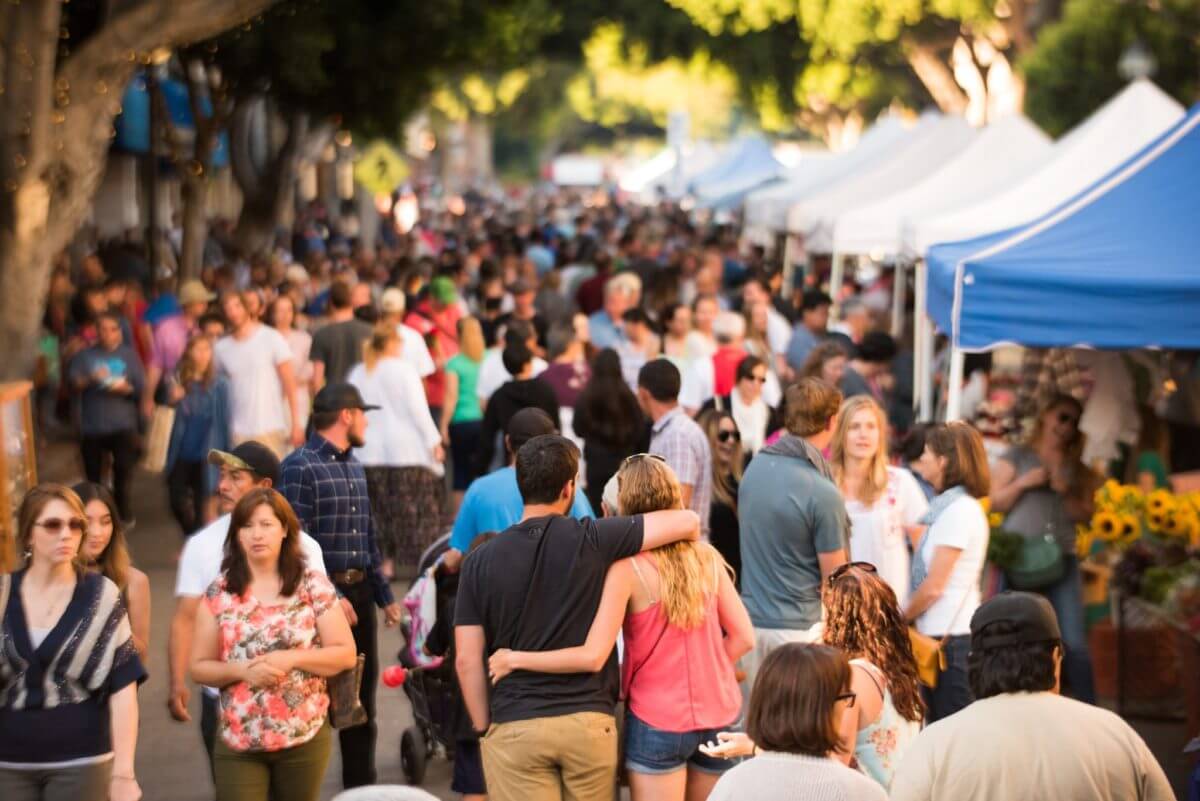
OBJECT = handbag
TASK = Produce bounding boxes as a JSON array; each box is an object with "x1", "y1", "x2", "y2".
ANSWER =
[
  {"x1": 1006, "y1": 532, "x2": 1065, "y2": 591},
  {"x1": 327, "y1": 653, "x2": 368, "y2": 729},
  {"x1": 909, "y1": 628, "x2": 948, "y2": 688},
  {"x1": 140, "y1": 404, "x2": 175, "y2": 473}
]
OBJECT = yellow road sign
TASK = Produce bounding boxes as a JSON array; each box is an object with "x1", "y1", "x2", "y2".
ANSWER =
[{"x1": 354, "y1": 140, "x2": 409, "y2": 196}]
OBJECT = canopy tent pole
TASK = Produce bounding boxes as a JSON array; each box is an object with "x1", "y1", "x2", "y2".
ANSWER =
[
  {"x1": 891, "y1": 261, "x2": 906, "y2": 338},
  {"x1": 912, "y1": 259, "x2": 926, "y2": 418},
  {"x1": 921, "y1": 315, "x2": 935, "y2": 422},
  {"x1": 829, "y1": 251, "x2": 845, "y2": 311},
  {"x1": 945, "y1": 347, "x2": 965, "y2": 422},
  {"x1": 781, "y1": 234, "x2": 798, "y2": 297}
]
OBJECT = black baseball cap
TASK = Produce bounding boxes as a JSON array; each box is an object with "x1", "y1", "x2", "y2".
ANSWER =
[
  {"x1": 801, "y1": 289, "x2": 833, "y2": 311},
  {"x1": 312, "y1": 383, "x2": 380, "y2": 414},
  {"x1": 970, "y1": 591, "x2": 1062, "y2": 650},
  {"x1": 208, "y1": 442, "x2": 281, "y2": 486},
  {"x1": 506, "y1": 407, "x2": 557, "y2": 450}
]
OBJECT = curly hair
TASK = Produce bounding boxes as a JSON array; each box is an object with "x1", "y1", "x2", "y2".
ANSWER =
[{"x1": 822, "y1": 565, "x2": 925, "y2": 723}]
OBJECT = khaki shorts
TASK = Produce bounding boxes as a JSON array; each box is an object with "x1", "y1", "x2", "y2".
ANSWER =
[
  {"x1": 740, "y1": 621, "x2": 825, "y2": 701},
  {"x1": 481, "y1": 711, "x2": 617, "y2": 801}
]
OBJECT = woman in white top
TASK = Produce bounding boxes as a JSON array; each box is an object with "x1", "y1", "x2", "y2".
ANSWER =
[
  {"x1": 347, "y1": 324, "x2": 445, "y2": 576},
  {"x1": 268, "y1": 295, "x2": 313, "y2": 433},
  {"x1": 905, "y1": 422, "x2": 991, "y2": 722},
  {"x1": 831, "y1": 396, "x2": 928, "y2": 607},
  {"x1": 699, "y1": 356, "x2": 777, "y2": 456}
]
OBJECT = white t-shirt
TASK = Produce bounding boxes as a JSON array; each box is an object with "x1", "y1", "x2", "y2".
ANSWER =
[
  {"x1": 845, "y1": 467, "x2": 928, "y2": 609},
  {"x1": 347, "y1": 358, "x2": 440, "y2": 468},
  {"x1": 214, "y1": 325, "x2": 293, "y2": 438},
  {"x1": 476, "y1": 348, "x2": 548, "y2": 403},
  {"x1": 175, "y1": 513, "x2": 328, "y2": 697},
  {"x1": 398, "y1": 324, "x2": 435, "y2": 378},
  {"x1": 765, "y1": 307, "x2": 792, "y2": 356},
  {"x1": 915, "y1": 493, "x2": 988, "y2": 636},
  {"x1": 891, "y1": 692, "x2": 1175, "y2": 801}
]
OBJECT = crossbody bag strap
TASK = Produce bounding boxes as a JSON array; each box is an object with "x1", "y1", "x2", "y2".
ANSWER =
[
  {"x1": 0, "y1": 574, "x2": 9, "y2": 629},
  {"x1": 938, "y1": 578, "x2": 973, "y2": 648}
]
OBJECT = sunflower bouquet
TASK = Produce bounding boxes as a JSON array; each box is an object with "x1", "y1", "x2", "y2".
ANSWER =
[{"x1": 1082, "y1": 480, "x2": 1200, "y2": 557}]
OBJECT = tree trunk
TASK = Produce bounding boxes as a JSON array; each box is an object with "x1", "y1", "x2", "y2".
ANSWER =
[
  {"x1": 179, "y1": 172, "x2": 209, "y2": 281},
  {"x1": 904, "y1": 41, "x2": 970, "y2": 115},
  {"x1": 231, "y1": 101, "x2": 314, "y2": 257},
  {"x1": 0, "y1": 0, "x2": 279, "y2": 382}
]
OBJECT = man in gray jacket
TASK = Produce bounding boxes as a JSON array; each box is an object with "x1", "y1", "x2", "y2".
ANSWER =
[{"x1": 738, "y1": 378, "x2": 848, "y2": 691}]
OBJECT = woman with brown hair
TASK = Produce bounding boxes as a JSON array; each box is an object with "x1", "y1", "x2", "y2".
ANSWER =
[
  {"x1": 0, "y1": 484, "x2": 146, "y2": 801},
  {"x1": 989, "y1": 394, "x2": 1099, "y2": 703},
  {"x1": 165, "y1": 333, "x2": 232, "y2": 534},
  {"x1": 703, "y1": 644, "x2": 886, "y2": 801},
  {"x1": 906, "y1": 421, "x2": 991, "y2": 722},
  {"x1": 73, "y1": 481, "x2": 151, "y2": 662},
  {"x1": 802, "y1": 341, "x2": 849, "y2": 388},
  {"x1": 347, "y1": 323, "x2": 445, "y2": 575},
  {"x1": 830, "y1": 396, "x2": 928, "y2": 607},
  {"x1": 697, "y1": 409, "x2": 745, "y2": 585},
  {"x1": 191, "y1": 488, "x2": 355, "y2": 801},
  {"x1": 488, "y1": 455, "x2": 754, "y2": 801}
]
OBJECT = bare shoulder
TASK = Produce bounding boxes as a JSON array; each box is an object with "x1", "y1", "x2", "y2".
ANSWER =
[{"x1": 127, "y1": 567, "x2": 151, "y2": 596}]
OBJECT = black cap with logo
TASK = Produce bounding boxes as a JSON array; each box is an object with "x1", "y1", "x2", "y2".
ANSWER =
[{"x1": 207, "y1": 441, "x2": 282, "y2": 486}]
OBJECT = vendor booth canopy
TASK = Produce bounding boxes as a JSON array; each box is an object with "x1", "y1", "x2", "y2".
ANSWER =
[
  {"x1": 688, "y1": 135, "x2": 784, "y2": 203},
  {"x1": 618, "y1": 142, "x2": 723, "y2": 201},
  {"x1": 114, "y1": 73, "x2": 230, "y2": 168},
  {"x1": 742, "y1": 116, "x2": 913, "y2": 236},
  {"x1": 831, "y1": 114, "x2": 1052, "y2": 258},
  {"x1": 786, "y1": 113, "x2": 976, "y2": 253},
  {"x1": 927, "y1": 103, "x2": 1200, "y2": 352},
  {"x1": 913, "y1": 79, "x2": 1184, "y2": 254}
]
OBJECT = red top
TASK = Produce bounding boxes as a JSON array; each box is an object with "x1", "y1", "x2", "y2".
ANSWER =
[
  {"x1": 711, "y1": 346, "x2": 747, "y2": 397},
  {"x1": 407, "y1": 301, "x2": 462, "y2": 407},
  {"x1": 621, "y1": 554, "x2": 741, "y2": 732}
]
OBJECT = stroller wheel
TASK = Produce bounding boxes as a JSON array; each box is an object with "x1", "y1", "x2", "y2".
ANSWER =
[{"x1": 401, "y1": 726, "x2": 427, "y2": 784}]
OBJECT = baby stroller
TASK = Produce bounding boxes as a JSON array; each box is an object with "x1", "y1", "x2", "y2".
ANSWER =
[{"x1": 395, "y1": 532, "x2": 459, "y2": 785}]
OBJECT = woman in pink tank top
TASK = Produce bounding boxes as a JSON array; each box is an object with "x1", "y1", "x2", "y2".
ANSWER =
[{"x1": 489, "y1": 454, "x2": 755, "y2": 801}]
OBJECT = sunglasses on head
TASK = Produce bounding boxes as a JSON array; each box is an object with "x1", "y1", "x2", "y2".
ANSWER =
[
  {"x1": 717, "y1": 428, "x2": 741, "y2": 443},
  {"x1": 621, "y1": 452, "x2": 667, "y2": 470},
  {"x1": 35, "y1": 517, "x2": 87, "y2": 534},
  {"x1": 828, "y1": 561, "x2": 877, "y2": 584}
]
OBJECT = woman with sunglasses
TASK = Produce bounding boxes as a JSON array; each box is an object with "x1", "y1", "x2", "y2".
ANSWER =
[
  {"x1": 488, "y1": 455, "x2": 754, "y2": 801},
  {"x1": 989, "y1": 394, "x2": 1100, "y2": 703},
  {"x1": 697, "y1": 409, "x2": 746, "y2": 586},
  {"x1": 699, "y1": 356, "x2": 779, "y2": 456},
  {"x1": 0, "y1": 485, "x2": 146, "y2": 801},
  {"x1": 830, "y1": 396, "x2": 928, "y2": 608},
  {"x1": 703, "y1": 643, "x2": 886, "y2": 801},
  {"x1": 703, "y1": 565, "x2": 923, "y2": 789}
]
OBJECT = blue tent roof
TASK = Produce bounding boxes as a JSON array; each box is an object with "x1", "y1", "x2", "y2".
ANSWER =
[
  {"x1": 688, "y1": 135, "x2": 783, "y2": 202},
  {"x1": 926, "y1": 104, "x2": 1200, "y2": 351}
]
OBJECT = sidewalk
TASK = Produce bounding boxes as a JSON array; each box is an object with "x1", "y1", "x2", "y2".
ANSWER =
[{"x1": 39, "y1": 442, "x2": 456, "y2": 800}]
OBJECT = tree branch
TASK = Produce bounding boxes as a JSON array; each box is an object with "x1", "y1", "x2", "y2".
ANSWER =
[{"x1": 903, "y1": 39, "x2": 969, "y2": 114}]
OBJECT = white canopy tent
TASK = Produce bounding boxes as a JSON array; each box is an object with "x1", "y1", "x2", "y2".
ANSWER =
[
  {"x1": 911, "y1": 79, "x2": 1185, "y2": 253},
  {"x1": 786, "y1": 114, "x2": 976, "y2": 253},
  {"x1": 742, "y1": 116, "x2": 914, "y2": 242},
  {"x1": 830, "y1": 114, "x2": 1053, "y2": 258},
  {"x1": 616, "y1": 141, "x2": 723, "y2": 202}
]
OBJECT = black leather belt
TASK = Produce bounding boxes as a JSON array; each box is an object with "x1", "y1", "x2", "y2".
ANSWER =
[{"x1": 331, "y1": 569, "x2": 365, "y2": 585}]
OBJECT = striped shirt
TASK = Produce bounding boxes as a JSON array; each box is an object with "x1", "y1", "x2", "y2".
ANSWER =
[
  {"x1": 649, "y1": 406, "x2": 712, "y2": 535},
  {"x1": 0, "y1": 571, "x2": 146, "y2": 764},
  {"x1": 281, "y1": 433, "x2": 394, "y2": 607}
]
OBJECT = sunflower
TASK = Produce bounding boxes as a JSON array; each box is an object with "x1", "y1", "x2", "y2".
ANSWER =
[
  {"x1": 1119, "y1": 513, "x2": 1140, "y2": 541},
  {"x1": 1147, "y1": 489, "x2": 1175, "y2": 516},
  {"x1": 1148, "y1": 509, "x2": 1169, "y2": 533},
  {"x1": 1165, "y1": 513, "x2": 1187, "y2": 538},
  {"x1": 988, "y1": 512, "x2": 1005, "y2": 529},
  {"x1": 1092, "y1": 510, "x2": 1122, "y2": 542},
  {"x1": 978, "y1": 497, "x2": 991, "y2": 515},
  {"x1": 1108, "y1": 482, "x2": 1129, "y2": 506},
  {"x1": 1075, "y1": 529, "x2": 1095, "y2": 559}
]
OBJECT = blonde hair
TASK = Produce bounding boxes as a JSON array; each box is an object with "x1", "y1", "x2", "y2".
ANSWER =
[
  {"x1": 458, "y1": 316, "x2": 485, "y2": 363},
  {"x1": 831, "y1": 395, "x2": 890, "y2": 505},
  {"x1": 617, "y1": 456, "x2": 726, "y2": 629},
  {"x1": 362, "y1": 323, "x2": 399, "y2": 372}
]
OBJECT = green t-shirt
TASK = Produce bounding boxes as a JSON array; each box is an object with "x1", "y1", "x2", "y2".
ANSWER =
[
  {"x1": 1136, "y1": 451, "x2": 1170, "y2": 489},
  {"x1": 446, "y1": 354, "x2": 482, "y2": 423}
]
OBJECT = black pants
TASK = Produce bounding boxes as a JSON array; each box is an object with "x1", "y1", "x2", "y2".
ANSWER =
[
  {"x1": 168, "y1": 459, "x2": 207, "y2": 535},
  {"x1": 337, "y1": 580, "x2": 379, "y2": 788},
  {"x1": 80, "y1": 430, "x2": 138, "y2": 521}
]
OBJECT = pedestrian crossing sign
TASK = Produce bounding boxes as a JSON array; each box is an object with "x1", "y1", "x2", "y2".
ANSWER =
[{"x1": 354, "y1": 140, "x2": 409, "y2": 196}]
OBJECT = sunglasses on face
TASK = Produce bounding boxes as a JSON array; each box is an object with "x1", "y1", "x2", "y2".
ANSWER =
[
  {"x1": 717, "y1": 429, "x2": 741, "y2": 443},
  {"x1": 621, "y1": 452, "x2": 667, "y2": 470},
  {"x1": 828, "y1": 561, "x2": 877, "y2": 584},
  {"x1": 35, "y1": 517, "x2": 87, "y2": 534}
]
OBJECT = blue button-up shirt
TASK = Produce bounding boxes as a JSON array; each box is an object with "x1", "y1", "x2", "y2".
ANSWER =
[{"x1": 281, "y1": 433, "x2": 394, "y2": 607}]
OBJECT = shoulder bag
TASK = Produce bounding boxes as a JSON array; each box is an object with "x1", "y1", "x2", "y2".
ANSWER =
[
  {"x1": 1006, "y1": 531, "x2": 1064, "y2": 591},
  {"x1": 908, "y1": 572, "x2": 972, "y2": 689},
  {"x1": 310, "y1": 574, "x2": 367, "y2": 730}
]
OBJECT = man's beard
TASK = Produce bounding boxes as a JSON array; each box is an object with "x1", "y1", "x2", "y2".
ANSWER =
[{"x1": 348, "y1": 431, "x2": 365, "y2": 449}]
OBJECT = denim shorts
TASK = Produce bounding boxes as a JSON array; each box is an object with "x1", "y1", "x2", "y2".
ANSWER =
[{"x1": 623, "y1": 709, "x2": 736, "y2": 775}]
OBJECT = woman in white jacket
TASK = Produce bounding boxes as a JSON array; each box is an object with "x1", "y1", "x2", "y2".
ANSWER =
[{"x1": 348, "y1": 324, "x2": 445, "y2": 576}]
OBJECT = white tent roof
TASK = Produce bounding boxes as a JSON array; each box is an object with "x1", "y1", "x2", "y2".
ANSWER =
[
  {"x1": 787, "y1": 114, "x2": 976, "y2": 253},
  {"x1": 831, "y1": 114, "x2": 1052, "y2": 257},
  {"x1": 617, "y1": 142, "x2": 724, "y2": 201},
  {"x1": 912, "y1": 79, "x2": 1185, "y2": 252},
  {"x1": 743, "y1": 116, "x2": 913, "y2": 235}
]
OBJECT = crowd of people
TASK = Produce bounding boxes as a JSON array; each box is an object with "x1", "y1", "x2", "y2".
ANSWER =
[{"x1": 3, "y1": 190, "x2": 1184, "y2": 801}]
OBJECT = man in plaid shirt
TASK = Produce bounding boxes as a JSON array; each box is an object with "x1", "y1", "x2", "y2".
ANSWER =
[{"x1": 281, "y1": 382, "x2": 401, "y2": 789}]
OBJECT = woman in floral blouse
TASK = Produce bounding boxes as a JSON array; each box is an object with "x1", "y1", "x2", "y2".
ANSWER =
[{"x1": 191, "y1": 488, "x2": 355, "y2": 801}]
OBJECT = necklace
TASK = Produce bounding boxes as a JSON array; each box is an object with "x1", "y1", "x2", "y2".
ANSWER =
[{"x1": 24, "y1": 576, "x2": 76, "y2": 630}]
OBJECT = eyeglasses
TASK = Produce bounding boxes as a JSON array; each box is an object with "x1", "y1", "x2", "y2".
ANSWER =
[
  {"x1": 836, "y1": 692, "x2": 857, "y2": 708},
  {"x1": 828, "y1": 561, "x2": 877, "y2": 584},
  {"x1": 35, "y1": 517, "x2": 87, "y2": 534},
  {"x1": 621, "y1": 452, "x2": 666, "y2": 470},
  {"x1": 717, "y1": 429, "x2": 741, "y2": 443}
]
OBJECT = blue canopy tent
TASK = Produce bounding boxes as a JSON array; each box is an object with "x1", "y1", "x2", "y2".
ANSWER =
[
  {"x1": 114, "y1": 73, "x2": 230, "y2": 168},
  {"x1": 688, "y1": 135, "x2": 783, "y2": 206},
  {"x1": 925, "y1": 104, "x2": 1200, "y2": 418}
]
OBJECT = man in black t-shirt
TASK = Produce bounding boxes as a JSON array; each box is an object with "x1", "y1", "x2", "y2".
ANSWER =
[{"x1": 455, "y1": 434, "x2": 700, "y2": 801}]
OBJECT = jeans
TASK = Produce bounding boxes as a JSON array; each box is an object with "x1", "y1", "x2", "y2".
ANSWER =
[
  {"x1": 80, "y1": 430, "x2": 139, "y2": 521},
  {"x1": 622, "y1": 709, "x2": 734, "y2": 775},
  {"x1": 337, "y1": 580, "x2": 379, "y2": 789},
  {"x1": 1036, "y1": 556, "x2": 1097, "y2": 703},
  {"x1": 922, "y1": 634, "x2": 972, "y2": 723},
  {"x1": 167, "y1": 459, "x2": 207, "y2": 535}
]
